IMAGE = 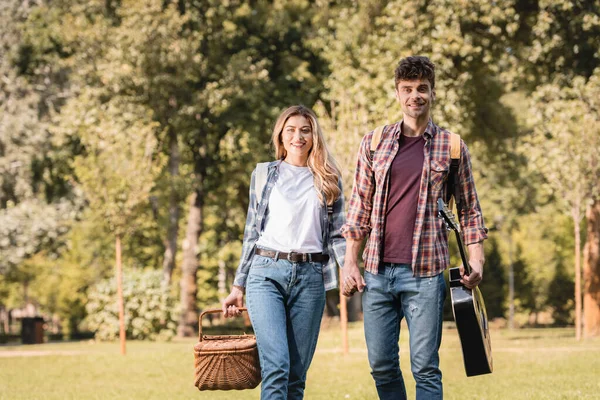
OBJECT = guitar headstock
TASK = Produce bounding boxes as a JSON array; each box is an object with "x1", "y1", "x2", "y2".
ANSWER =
[{"x1": 437, "y1": 198, "x2": 460, "y2": 233}]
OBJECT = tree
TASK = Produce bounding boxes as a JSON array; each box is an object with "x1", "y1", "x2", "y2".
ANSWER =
[
  {"x1": 18, "y1": 0, "x2": 332, "y2": 337},
  {"x1": 512, "y1": 0, "x2": 600, "y2": 337},
  {"x1": 60, "y1": 90, "x2": 164, "y2": 353},
  {"x1": 314, "y1": 0, "x2": 526, "y2": 322},
  {"x1": 527, "y1": 73, "x2": 600, "y2": 339},
  {"x1": 0, "y1": 0, "x2": 83, "y2": 320}
]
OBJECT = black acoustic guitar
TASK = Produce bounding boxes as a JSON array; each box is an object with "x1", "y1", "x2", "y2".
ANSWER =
[{"x1": 437, "y1": 198, "x2": 493, "y2": 377}]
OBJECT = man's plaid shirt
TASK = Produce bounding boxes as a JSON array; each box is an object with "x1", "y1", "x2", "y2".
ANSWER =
[
  {"x1": 233, "y1": 160, "x2": 346, "y2": 291},
  {"x1": 341, "y1": 120, "x2": 488, "y2": 277}
]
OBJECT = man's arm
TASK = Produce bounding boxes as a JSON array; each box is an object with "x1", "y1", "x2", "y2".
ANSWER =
[
  {"x1": 341, "y1": 133, "x2": 377, "y2": 241},
  {"x1": 457, "y1": 140, "x2": 488, "y2": 244},
  {"x1": 457, "y1": 139, "x2": 488, "y2": 288},
  {"x1": 461, "y1": 241, "x2": 485, "y2": 289},
  {"x1": 340, "y1": 131, "x2": 377, "y2": 296}
]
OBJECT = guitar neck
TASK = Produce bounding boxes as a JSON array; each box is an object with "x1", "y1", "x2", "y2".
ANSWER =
[{"x1": 453, "y1": 229, "x2": 471, "y2": 275}]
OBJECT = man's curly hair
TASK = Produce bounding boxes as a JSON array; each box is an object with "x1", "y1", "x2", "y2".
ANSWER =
[{"x1": 394, "y1": 56, "x2": 435, "y2": 90}]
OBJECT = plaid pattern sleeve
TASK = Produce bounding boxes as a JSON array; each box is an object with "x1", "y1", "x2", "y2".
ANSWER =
[
  {"x1": 232, "y1": 168, "x2": 259, "y2": 288},
  {"x1": 457, "y1": 140, "x2": 488, "y2": 245},
  {"x1": 323, "y1": 179, "x2": 346, "y2": 291},
  {"x1": 341, "y1": 132, "x2": 376, "y2": 240},
  {"x1": 340, "y1": 120, "x2": 487, "y2": 277}
]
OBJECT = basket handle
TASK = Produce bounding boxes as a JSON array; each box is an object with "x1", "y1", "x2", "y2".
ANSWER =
[{"x1": 198, "y1": 308, "x2": 249, "y2": 342}]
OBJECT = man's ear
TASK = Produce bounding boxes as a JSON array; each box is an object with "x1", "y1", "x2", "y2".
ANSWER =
[{"x1": 432, "y1": 89, "x2": 436, "y2": 102}]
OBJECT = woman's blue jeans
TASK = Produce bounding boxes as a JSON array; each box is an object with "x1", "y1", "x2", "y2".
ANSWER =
[
  {"x1": 246, "y1": 254, "x2": 326, "y2": 400},
  {"x1": 362, "y1": 263, "x2": 446, "y2": 400}
]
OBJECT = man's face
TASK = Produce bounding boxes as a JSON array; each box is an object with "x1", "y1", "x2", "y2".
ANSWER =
[{"x1": 395, "y1": 79, "x2": 435, "y2": 120}]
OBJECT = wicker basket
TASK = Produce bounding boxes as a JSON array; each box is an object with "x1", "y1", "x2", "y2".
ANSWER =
[{"x1": 193, "y1": 308, "x2": 261, "y2": 391}]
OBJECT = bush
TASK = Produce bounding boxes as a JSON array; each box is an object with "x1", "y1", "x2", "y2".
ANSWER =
[{"x1": 84, "y1": 269, "x2": 177, "y2": 341}]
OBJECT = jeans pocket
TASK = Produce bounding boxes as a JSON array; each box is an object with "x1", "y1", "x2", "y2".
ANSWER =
[
  {"x1": 251, "y1": 255, "x2": 273, "y2": 269},
  {"x1": 310, "y1": 261, "x2": 323, "y2": 275}
]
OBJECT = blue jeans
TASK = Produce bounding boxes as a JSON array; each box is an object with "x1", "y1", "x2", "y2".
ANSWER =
[
  {"x1": 246, "y1": 254, "x2": 326, "y2": 400},
  {"x1": 362, "y1": 263, "x2": 446, "y2": 400}
]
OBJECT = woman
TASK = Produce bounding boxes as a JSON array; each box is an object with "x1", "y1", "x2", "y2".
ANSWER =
[{"x1": 222, "y1": 105, "x2": 346, "y2": 400}]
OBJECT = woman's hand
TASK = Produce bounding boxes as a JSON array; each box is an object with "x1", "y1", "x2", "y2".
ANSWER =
[{"x1": 222, "y1": 286, "x2": 245, "y2": 318}]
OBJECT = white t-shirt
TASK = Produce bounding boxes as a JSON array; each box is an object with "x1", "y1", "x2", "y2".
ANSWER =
[{"x1": 255, "y1": 161, "x2": 323, "y2": 253}]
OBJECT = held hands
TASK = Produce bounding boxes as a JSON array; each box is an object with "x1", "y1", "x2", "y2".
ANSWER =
[
  {"x1": 222, "y1": 286, "x2": 245, "y2": 318},
  {"x1": 459, "y1": 259, "x2": 484, "y2": 289},
  {"x1": 342, "y1": 263, "x2": 366, "y2": 297}
]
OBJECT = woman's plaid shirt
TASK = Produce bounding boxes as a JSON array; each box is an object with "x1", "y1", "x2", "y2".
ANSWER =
[
  {"x1": 341, "y1": 120, "x2": 488, "y2": 277},
  {"x1": 233, "y1": 160, "x2": 346, "y2": 291}
]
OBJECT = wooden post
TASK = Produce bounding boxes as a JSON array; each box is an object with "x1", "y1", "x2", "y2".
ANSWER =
[
  {"x1": 508, "y1": 232, "x2": 514, "y2": 330},
  {"x1": 116, "y1": 235, "x2": 126, "y2": 355},
  {"x1": 339, "y1": 268, "x2": 348, "y2": 355}
]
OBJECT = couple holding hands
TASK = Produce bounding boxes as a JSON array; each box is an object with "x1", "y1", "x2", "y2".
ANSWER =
[{"x1": 222, "y1": 56, "x2": 488, "y2": 400}]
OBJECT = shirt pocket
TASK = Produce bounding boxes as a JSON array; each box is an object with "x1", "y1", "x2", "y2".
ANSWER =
[
  {"x1": 372, "y1": 155, "x2": 388, "y2": 184},
  {"x1": 429, "y1": 159, "x2": 449, "y2": 195}
]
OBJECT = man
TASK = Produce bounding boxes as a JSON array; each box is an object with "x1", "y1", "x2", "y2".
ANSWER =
[{"x1": 341, "y1": 56, "x2": 488, "y2": 400}]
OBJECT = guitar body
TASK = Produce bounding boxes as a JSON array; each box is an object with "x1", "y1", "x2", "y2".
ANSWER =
[
  {"x1": 437, "y1": 198, "x2": 493, "y2": 377},
  {"x1": 449, "y1": 267, "x2": 493, "y2": 376}
]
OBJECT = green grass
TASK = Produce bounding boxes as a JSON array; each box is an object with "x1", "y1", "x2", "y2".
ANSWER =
[{"x1": 1, "y1": 323, "x2": 599, "y2": 399}]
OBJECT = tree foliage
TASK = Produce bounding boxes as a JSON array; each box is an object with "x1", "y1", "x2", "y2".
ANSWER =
[{"x1": 2, "y1": 0, "x2": 600, "y2": 338}]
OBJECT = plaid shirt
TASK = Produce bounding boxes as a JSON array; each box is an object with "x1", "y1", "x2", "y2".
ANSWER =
[
  {"x1": 233, "y1": 160, "x2": 346, "y2": 291},
  {"x1": 341, "y1": 119, "x2": 487, "y2": 277}
]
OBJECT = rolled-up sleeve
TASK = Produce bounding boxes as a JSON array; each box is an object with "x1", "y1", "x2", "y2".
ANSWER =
[
  {"x1": 458, "y1": 140, "x2": 488, "y2": 245},
  {"x1": 342, "y1": 133, "x2": 375, "y2": 240},
  {"x1": 233, "y1": 168, "x2": 259, "y2": 288}
]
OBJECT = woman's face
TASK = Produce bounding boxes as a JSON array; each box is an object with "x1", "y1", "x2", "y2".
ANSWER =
[{"x1": 281, "y1": 115, "x2": 313, "y2": 164}]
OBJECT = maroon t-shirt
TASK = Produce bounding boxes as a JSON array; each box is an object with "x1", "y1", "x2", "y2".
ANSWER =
[{"x1": 382, "y1": 134, "x2": 425, "y2": 264}]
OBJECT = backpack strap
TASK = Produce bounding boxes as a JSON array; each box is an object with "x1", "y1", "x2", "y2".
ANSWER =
[
  {"x1": 447, "y1": 133, "x2": 462, "y2": 213},
  {"x1": 254, "y1": 162, "x2": 269, "y2": 205},
  {"x1": 369, "y1": 125, "x2": 387, "y2": 159}
]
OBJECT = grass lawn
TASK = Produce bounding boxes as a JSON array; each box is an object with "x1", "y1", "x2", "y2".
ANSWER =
[{"x1": 1, "y1": 322, "x2": 599, "y2": 400}]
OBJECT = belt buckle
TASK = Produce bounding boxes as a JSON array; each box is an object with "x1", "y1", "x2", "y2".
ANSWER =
[{"x1": 286, "y1": 252, "x2": 307, "y2": 262}]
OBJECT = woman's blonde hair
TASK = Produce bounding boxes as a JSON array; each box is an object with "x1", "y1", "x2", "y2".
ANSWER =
[{"x1": 271, "y1": 105, "x2": 341, "y2": 205}]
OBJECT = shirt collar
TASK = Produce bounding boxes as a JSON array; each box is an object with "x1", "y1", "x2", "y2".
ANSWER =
[{"x1": 395, "y1": 118, "x2": 437, "y2": 140}]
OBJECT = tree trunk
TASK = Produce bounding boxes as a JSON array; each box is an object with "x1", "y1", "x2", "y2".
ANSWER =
[
  {"x1": 178, "y1": 187, "x2": 203, "y2": 337},
  {"x1": 572, "y1": 205, "x2": 582, "y2": 340},
  {"x1": 162, "y1": 132, "x2": 180, "y2": 287},
  {"x1": 584, "y1": 200, "x2": 600, "y2": 338},
  {"x1": 116, "y1": 234, "x2": 126, "y2": 355}
]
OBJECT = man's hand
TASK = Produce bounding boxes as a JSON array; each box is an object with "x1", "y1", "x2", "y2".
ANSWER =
[
  {"x1": 222, "y1": 286, "x2": 244, "y2": 318},
  {"x1": 461, "y1": 242, "x2": 485, "y2": 289},
  {"x1": 460, "y1": 259, "x2": 483, "y2": 289},
  {"x1": 342, "y1": 262, "x2": 366, "y2": 297}
]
